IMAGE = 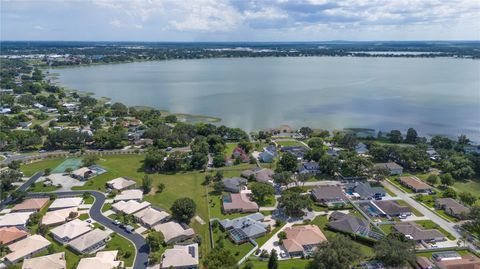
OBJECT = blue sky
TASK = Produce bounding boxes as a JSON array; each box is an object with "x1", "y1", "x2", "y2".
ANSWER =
[{"x1": 1, "y1": 0, "x2": 479, "y2": 41}]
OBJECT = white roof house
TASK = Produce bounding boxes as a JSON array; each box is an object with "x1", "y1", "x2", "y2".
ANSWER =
[
  {"x1": 107, "y1": 177, "x2": 136, "y2": 190},
  {"x1": 161, "y1": 243, "x2": 199, "y2": 269},
  {"x1": 68, "y1": 229, "x2": 111, "y2": 254},
  {"x1": 5, "y1": 235, "x2": 51, "y2": 264},
  {"x1": 0, "y1": 212, "x2": 33, "y2": 228},
  {"x1": 112, "y1": 200, "x2": 151, "y2": 215},
  {"x1": 48, "y1": 197, "x2": 83, "y2": 211},
  {"x1": 76, "y1": 251, "x2": 122, "y2": 269},
  {"x1": 22, "y1": 252, "x2": 66, "y2": 269},
  {"x1": 42, "y1": 207, "x2": 78, "y2": 226},
  {"x1": 153, "y1": 221, "x2": 195, "y2": 244},
  {"x1": 50, "y1": 219, "x2": 92, "y2": 244},
  {"x1": 113, "y1": 189, "x2": 143, "y2": 202},
  {"x1": 133, "y1": 207, "x2": 170, "y2": 228}
]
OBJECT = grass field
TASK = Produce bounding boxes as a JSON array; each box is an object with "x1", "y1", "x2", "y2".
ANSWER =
[
  {"x1": 28, "y1": 182, "x2": 60, "y2": 192},
  {"x1": 452, "y1": 179, "x2": 480, "y2": 196},
  {"x1": 276, "y1": 140, "x2": 304, "y2": 147},
  {"x1": 247, "y1": 258, "x2": 310, "y2": 269},
  {"x1": 20, "y1": 158, "x2": 65, "y2": 177}
]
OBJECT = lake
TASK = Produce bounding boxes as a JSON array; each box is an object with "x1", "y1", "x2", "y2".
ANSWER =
[{"x1": 51, "y1": 57, "x2": 480, "y2": 139}]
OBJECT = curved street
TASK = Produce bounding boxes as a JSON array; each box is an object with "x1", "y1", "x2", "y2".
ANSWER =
[{"x1": 31, "y1": 190, "x2": 149, "y2": 269}]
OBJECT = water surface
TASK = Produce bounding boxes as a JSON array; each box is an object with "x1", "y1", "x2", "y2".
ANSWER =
[{"x1": 52, "y1": 57, "x2": 480, "y2": 139}]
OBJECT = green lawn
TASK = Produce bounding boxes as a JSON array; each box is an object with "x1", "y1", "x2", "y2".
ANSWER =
[
  {"x1": 78, "y1": 213, "x2": 89, "y2": 221},
  {"x1": 105, "y1": 233, "x2": 136, "y2": 267},
  {"x1": 276, "y1": 140, "x2": 304, "y2": 147},
  {"x1": 414, "y1": 194, "x2": 459, "y2": 222},
  {"x1": 414, "y1": 220, "x2": 456, "y2": 240},
  {"x1": 209, "y1": 193, "x2": 251, "y2": 220},
  {"x1": 379, "y1": 224, "x2": 393, "y2": 234},
  {"x1": 452, "y1": 180, "x2": 480, "y2": 196},
  {"x1": 387, "y1": 178, "x2": 414, "y2": 193},
  {"x1": 20, "y1": 158, "x2": 65, "y2": 177},
  {"x1": 247, "y1": 258, "x2": 310, "y2": 269},
  {"x1": 395, "y1": 200, "x2": 424, "y2": 217},
  {"x1": 102, "y1": 203, "x2": 113, "y2": 212},
  {"x1": 82, "y1": 195, "x2": 94, "y2": 204},
  {"x1": 28, "y1": 182, "x2": 60, "y2": 192},
  {"x1": 224, "y1": 143, "x2": 238, "y2": 156},
  {"x1": 383, "y1": 185, "x2": 397, "y2": 197},
  {"x1": 211, "y1": 223, "x2": 254, "y2": 261}
]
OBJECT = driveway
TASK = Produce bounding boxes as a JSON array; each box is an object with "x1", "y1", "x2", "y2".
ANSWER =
[
  {"x1": 257, "y1": 223, "x2": 293, "y2": 260},
  {"x1": 37, "y1": 173, "x2": 85, "y2": 191}
]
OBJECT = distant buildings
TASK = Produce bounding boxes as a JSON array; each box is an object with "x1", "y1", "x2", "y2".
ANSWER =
[
  {"x1": 311, "y1": 185, "x2": 348, "y2": 207},
  {"x1": 280, "y1": 146, "x2": 308, "y2": 160}
]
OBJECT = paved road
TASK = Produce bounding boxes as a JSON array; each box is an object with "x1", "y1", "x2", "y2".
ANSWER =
[
  {"x1": 0, "y1": 171, "x2": 43, "y2": 211},
  {"x1": 381, "y1": 180, "x2": 461, "y2": 239},
  {"x1": 34, "y1": 190, "x2": 149, "y2": 269}
]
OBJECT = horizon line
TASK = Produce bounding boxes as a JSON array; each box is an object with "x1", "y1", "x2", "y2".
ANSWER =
[{"x1": 1, "y1": 39, "x2": 480, "y2": 43}]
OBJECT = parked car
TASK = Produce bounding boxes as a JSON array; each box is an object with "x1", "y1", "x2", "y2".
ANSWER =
[
  {"x1": 125, "y1": 225, "x2": 134, "y2": 233},
  {"x1": 112, "y1": 220, "x2": 120, "y2": 225}
]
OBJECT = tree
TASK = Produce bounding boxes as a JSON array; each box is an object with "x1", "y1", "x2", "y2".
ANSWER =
[
  {"x1": 146, "y1": 231, "x2": 164, "y2": 252},
  {"x1": 278, "y1": 152, "x2": 298, "y2": 172},
  {"x1": 82, "y1": 155, "x2": 99, "y2": 167},
  {"x1": 442, "y1": 187, "x2": 457, "y2": 199},
  {"x1": 405, "y1": 128, "x2": 418, "y2": 144},
  {"x1": 213, "y1": 181, "x2": 224, "y2": 194},
  {"x1": 371, "y1": 165, "x2": 390, "y2": 182},
  {"x1": 7, "y1": 160, "x2": 21, "y2": 170},
  {"x1": 338, "y1": 133, "x2": 358, "y2": 150},
  {"x1": 268, "y1": 249, "x2": 278, "y2": 269},
  {"x1": 68, "y1": 211, "x2": 78, "y2": 219},
  {"x1": 212, "y1": 154, "x2": 225, "y2": 167},
  {"x1": 164, "y1": 114, "x2": 177, "y2": 123},
  {"x1": 440, "y1": 173, "x2": 454, "y2": 186},
  {"x1": 388, "y1": 130, "x2": 403, "y2": 143},
  {"x1": 273, "y1": 172, "x2": 292, "y2": 188},
  {"x1": 278, "y1": 190, "x2": 311, "y2": 218},
  {"x1": 296, "y1": 173, "x2": 310, "y2": 186},
  {"x1": 38, "y1": 224, "x2": 48, "y2": 236},
  {"x1": 458, "y1": 134, "x2": 470, "y2": 145},
  {"x1": 156, "y1": 183, "x2": 165, "y2": 194},
  {"x1": 44, "y1": 168, "x2": 51, "y2": 176},
  {"x1": 374, "y1": 233, "x2": 415, "y2": 267},
  {"x1": 459, "y1": 192, "x2": 477, "y2": 206},
  {"x1": 203, "y1": 247, "x2": 236, "y2": 269},
  {"x1": 28, "y1": 212, "x2": 41, "y2": 226},
  {"x1": 440, "y1": 155, "x2": 475, "y2": 179},
  {"x1": 426, "y1": 175, "x2": 438, "y2": 186},
  {"x1": 307, "y1": 235, "x2": 362, "y2": 269},
  {"x1": 299, "y1": 127, "x2": 313, "y2": 137},
  {"x1": 251, "y1": 182, "x2": 275, "y2": 203},
  {"x1": 304, "y1": 147, "x2": 325, "y2": 162},
  {"x1": 171, "y1": 197, "x2": 196, "y2": 223},
  {"x1": 142, "y1": 175, "x2": 152, "y2": 194},
  {"x1": 307, "y1": 137, "x2": 324, "y2": 149},
  {"x1": 111, "y1": 102, "x2": 128, "y2": 116}
]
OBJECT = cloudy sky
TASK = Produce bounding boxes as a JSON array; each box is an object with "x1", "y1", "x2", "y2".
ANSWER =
[{"x1": 1, "y1": 0, "x2": 479, "y2": 41}]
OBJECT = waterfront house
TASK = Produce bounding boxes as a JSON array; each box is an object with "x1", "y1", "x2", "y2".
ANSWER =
[
  {"x1": 282, "y1": 225, "x2": 327, "y2": 257},
  {"x1": 231, "y1": 147, "x2": 250, "y2": 163},
  {"x1": 355, "y1": 143, "x2": 368, "y2": 155},
  {"x1": 311, "y1": 185, "x2": 348, "y2": 207}
]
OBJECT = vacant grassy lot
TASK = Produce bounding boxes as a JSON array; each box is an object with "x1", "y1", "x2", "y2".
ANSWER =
[
  {"x1": 20, "y1": 158, "x2": 65, "y2": 177},
  {"x1": 452, "y1": 179, "x2": 480, "y2": 196}
]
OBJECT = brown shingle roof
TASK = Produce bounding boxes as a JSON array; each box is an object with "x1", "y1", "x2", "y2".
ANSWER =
[
  {"x1": 399, "y1": 176, "x2": 432, "y2": 191},
  {"x1": 0, "y1": 227, "x2": 27, "y2": 245},
  {"x1": 312, "y1": 185, "x2": 346, "y2": 201},
  {"x1": 283, "y1": 225, "x2": 327, "y2": 253},
  {"x1": 435, "y1": 198, "x2": 470, "y2": 215},
  {"x1": 12, "y1": 198, "x2": 49, "y2": 212}
]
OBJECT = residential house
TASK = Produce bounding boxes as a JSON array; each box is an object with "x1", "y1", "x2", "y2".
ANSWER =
[
  {"x1": 153, "y1": 221, "x2": 195, "y2": 244},
  {"x1": 241, "y1": 168, "x2": 275, "y2": 184},
  {"x1": 326, "y1": 147, "x2": 341, "y2": 157},
  {"x1": 416, "y1": 256, "x2": 435, "y2": 269},
  {"x1": 345, "y1": 182, "x2": 386, "y2": 200},
  {"x1": 50, "y1": 219, "x2": 92, "y2": 245},
  {"x1": 297, "y1": 161, "x2": 320, "y2": 175},
  {"x1": 393, "y1": 222, "x2": 445, "y2": 243},
  {"x1": 4, "y1": 235, "x2": 51, "y2": 265},
  {"x1": 374, "y1": 162, "x2": 403, "y2": 175},
  {"x1": 76, "y1": 251, "x2": 122, "y2": 269},
  {"x1": 0, "y1": 212, "x2": 33, "y2": 229},
  {"x1": 222, "y1": 193, "x2": 259, "y2": 214},
  {"x1": 435, "y1": 198, "x2": 471, "y2": 219},
  {"x1": 372, "y1": 200, "x2": 411, "y2": 217},
  {"x1": 219, "y1": 213, "x2": 268, "y2": 244},
  {"x1": 68, "y1": 229, "x2": 111, "y2": 254},
  {"x1": 106, "y1": 177, "x2": 136, "y2": 191},
  {"x1": 355, "y1": 143, "x2": 368, "y2": 155},
  {"x1": 222, "y1": 177, "x2": 247, "y2": 193},
  {"x1": 280, "y1": 146, "x2": 308, "y2": 160},
  {"x1": 42, "y1": 207, "x2": 78, "y2": 227},
  {"x1": 311, "y1": 185, "x2": 348, "y2": 207},
  {"x1": 11, "y1": 198, "x2": 50, "y2": 212},
  {"x1": 161, "y1": 243, "x2": 199, "y2": 269},
  {"x1": 0, "y1": 227, "x2": 28, "y2": 245},
  {"x1": 111, "y1": 200, "x2": 151, "y2": 215},
  {"x1": 231, "y1": 147, "x2": 250, "y2": 163},
  {"x1": 259, "y1": 145, "x2": 277, "y2": 163},
  {"x1": 398, "y1": 176, "x2": 433, "y2": 193},
  {"x1": 71, "y1": 167, "x2": 95, "y2": 181},
  {"x1": 435, "y1": 252, "x2": 480, "y2": 269},
  {"x1": 282, "y1": 225, "x2": 327, "y2": 257},
  {"x1": 134, "y1": 207, "x2": 170, "y2": 228},
  {"x1": 113, "y1": 189, "x2": 144, "y2": 202},
  {"x1": 48, "y1": 197, "x2": 82, "y2": 211},
  {"x1": 22, "y1": 252, "x2": 66, "y2": 269},
  {"x1": 18, "y1": 121, "x2": 32, "y2": 129},
  {"x1": 328, "y1": 212, "x2": 384, "y2": 240},
  {"x1": 426, "y1": 148, "x2": 440, "y2": 161}
]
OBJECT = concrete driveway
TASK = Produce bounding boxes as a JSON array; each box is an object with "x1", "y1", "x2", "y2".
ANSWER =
[{"x1": 37, "y1": 173, "x2": 85, "y2": 191}]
